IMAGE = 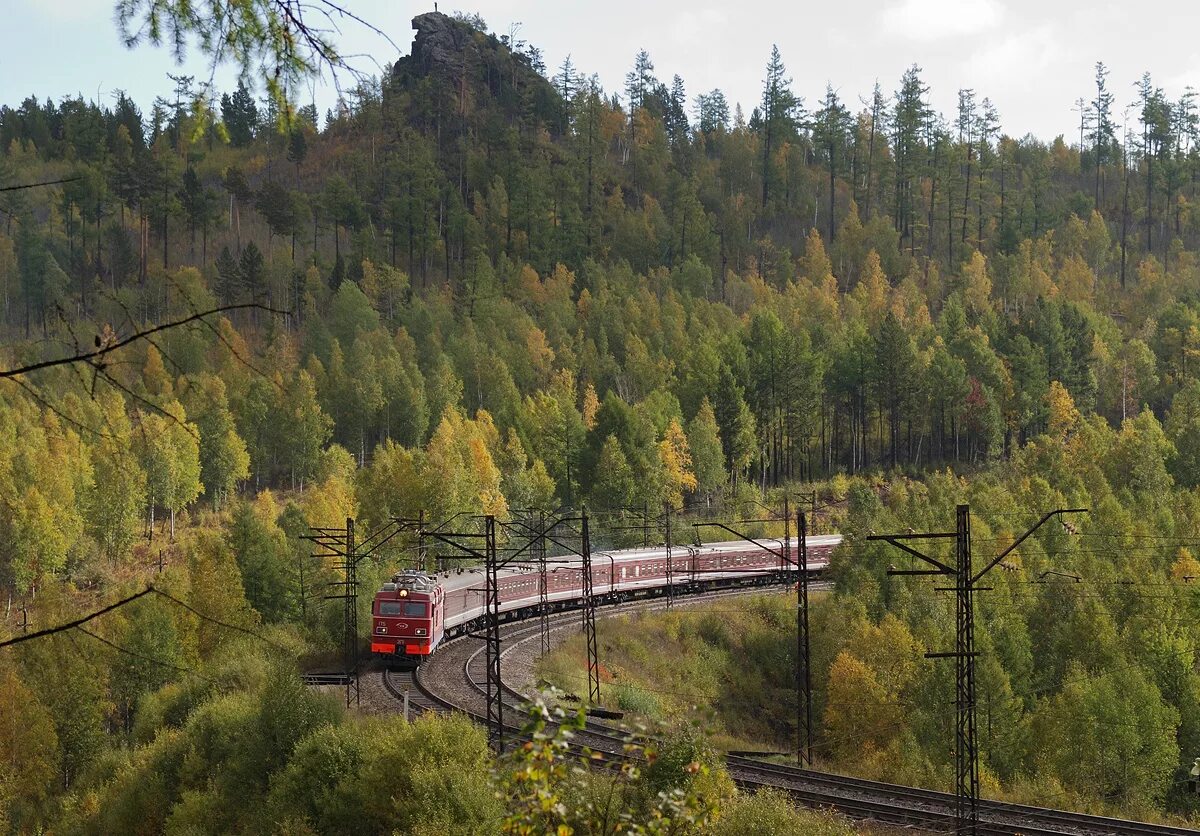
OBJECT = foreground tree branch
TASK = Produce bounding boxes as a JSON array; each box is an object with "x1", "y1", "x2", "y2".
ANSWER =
[{"x1": 0, "y1": 303, "x2": 285, "y2": 380}]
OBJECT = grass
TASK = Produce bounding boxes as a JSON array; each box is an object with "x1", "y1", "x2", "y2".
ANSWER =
[{"x1": 536, "y1": 591, "x2": 824, "y2": 753}]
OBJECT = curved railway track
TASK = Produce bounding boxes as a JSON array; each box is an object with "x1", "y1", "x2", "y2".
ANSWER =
[{"x1": 375, "y1": 582, "x2": 1196, "y2": 836}]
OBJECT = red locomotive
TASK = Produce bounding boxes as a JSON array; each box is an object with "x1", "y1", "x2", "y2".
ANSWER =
[{"x1": 370, "y1": 570, "x2": 445, "y2": 660}]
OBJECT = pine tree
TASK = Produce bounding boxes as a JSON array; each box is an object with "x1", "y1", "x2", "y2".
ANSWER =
[
  {"x1": 759, "y1": 45, "x2": 799, "y2": 208},
  {"x1": 893, "y1": 65, "x2": 930, "y2": 253},
  {"x1": 813, "y1": 84, "x2": 852, "y2": 242},
  {"x1": 214, "y1": 245, "x2": 242, "y2": 303},
  {"x1": 221, "y1": 81, "x2": 259, "y2": 146},
  {"x1": 1089, "y1": 62, "x2": 1116, "y2": 207},
  {"x1": 286, "y1": 129, "x2": 308, "y2": 184},
  {"x1": 666, "y1": 75, "x2": 690, "y2": 150},
  {"x1": 239, "y1": 240, "x2": 265, "y2": 300},
  {"x1": 695, "y1": 89, "x2": 729, "y2": 135},
  {"x1": 592, "y1": 434, "x2": 635, "y2": 510}
]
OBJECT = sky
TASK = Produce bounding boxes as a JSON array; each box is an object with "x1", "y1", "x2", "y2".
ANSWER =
[{"x1": 3, "y1": 0, "x2": 1200, "y2": 142}]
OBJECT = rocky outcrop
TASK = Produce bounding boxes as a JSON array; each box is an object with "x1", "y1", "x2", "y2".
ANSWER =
[
  {"x1": 391, "y1": 12, "x2": 560, "y2": 129},
  {"x1": 402, "y1": 12, "x2": 478, "y2": 78}
]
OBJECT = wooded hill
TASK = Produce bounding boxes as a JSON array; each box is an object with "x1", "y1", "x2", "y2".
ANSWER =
[{"x1": 3, "y1": 8, "x2": 1200, "y2": 830}]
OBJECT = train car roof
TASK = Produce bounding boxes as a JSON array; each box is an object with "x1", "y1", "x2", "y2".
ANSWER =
[{"x1": 426, "y1": 534, "x2": 843, "y2": 593}]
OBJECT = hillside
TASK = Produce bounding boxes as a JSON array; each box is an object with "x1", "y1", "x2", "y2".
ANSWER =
[{"x1": 2, "y1": 6, "x2": 1200, "y2": 831}]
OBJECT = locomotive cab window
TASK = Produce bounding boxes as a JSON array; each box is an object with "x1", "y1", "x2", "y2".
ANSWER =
[{"x1": 377, "y1": 601, "x2": 427, "y2": 617}]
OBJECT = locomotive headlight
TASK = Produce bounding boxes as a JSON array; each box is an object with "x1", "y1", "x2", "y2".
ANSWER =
[
  {"x1": 399, "y1": 589, "x2": 408, "y2": 597},
  {"x1": 415, "y1": 628, "x2": 427, "y2": 636}
]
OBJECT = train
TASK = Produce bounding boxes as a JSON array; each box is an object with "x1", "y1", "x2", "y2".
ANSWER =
[{"x1": 370, "y1": 534, "x2": 842, "y2": 663}]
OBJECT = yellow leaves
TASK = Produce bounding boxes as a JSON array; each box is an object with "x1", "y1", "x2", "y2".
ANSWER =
[
  {"x1": 658, "y1": 419, "x2": 697, "y2": 510},
  {"x1": 525, "y1": 327, "x2": 556, "y2": 386},
  {"x1": 824, "y1": 614, "x2": 921, "y2": 763},
  {"x1": 0, "y1": 662, "x2": 59, "y2": 809},
  {"x1": 518, "y1": 265, "x2": 544, "y2": 306},
  {"x1": 799, "y1": 227, "x2": 833, "y2": 285},
  {"x1": 300, "y1": 458, "x2": 356, "y2": 529},
  {"x1": 1055, "y1": 254, "x2": 1096, "y2": 303},
  {"x1": 421, "y1": 408, "x2": 508, "y2": 521},
  {"x1": 251, "y1": 488, "x2": 280, "y2": 522},
  {"x1": 823, "y1": 652, "x2": 896, "y2": 759},
  {"x1": 11, "y1": 486, "x2": 69, "y2": 594},
  {"x1": 469, "y1": 435, "x2": 507, "y2": 517},
  {"x1": 1170, "y1": 548, "x2": 1200, "y2": 582},
  {"x1": 582, "y1": 384, "x2": 600, "y2": 431},
  {"x1": 890, "y1": 273, "x2": 931, "y2": 330},
  {"x1": 1046, "y1": 381, "x2": 1081, "y2": 441},
  {"x1": 961, "y1": 250, "x2": 992, "y2": 316},
  {"x1": 546, "y1": 263, "x2": 575, "y2": 302},
  {"x1": 852, "y1": 249, "x2": 889, "y2": 327},
  {"x1": 575, "y1": 287, "x2": 593, "y2": 322},
  {"x1": 143, "y1": 344, "x2": 173, "y2": 398},
  {"x1": 359, "y1": 260, "x2": 409, "y2": 312}
]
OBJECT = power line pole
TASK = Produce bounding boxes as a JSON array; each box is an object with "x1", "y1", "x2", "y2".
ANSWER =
[
  {"x1": 504, "y1": 509, "x2": 601, "y2": 706},
  {"x1": 422, "y1": 514, "x2": 505, "y2": 752},
  {"x1": 537, "y1": 508, "x2": 549, "y2": 655},
  {"x1": 344, "y1": 517, "x2": 357, "y2": 708},
  {"x1": 664, "y1": 503, "x2": 673, "y2": 609},
  {"x1": 581, "y1": 509, "x2": 600, "y2": 704},
  {"x1": 417, "y1": 509, "x2": 426, "y2": 571},
  {"x1": 782, "y1": 495, "x2": 791, "y2": 576},
  {"x1": 303, "y1": 515, "x2": 423, "y2": 709},
  {"x1": 869, "y1": 504, "x2": 1086, "y2": 836},
  {"x1": 303, "y1": 520, "x2": 358, "y2": 708},
  {"x1": 946, "y1": 505, "x2": 977, "y2": 836},
  {"x1": 695, "y1": 502, "x2": 814, "y2": 766},
  {"x1": 484, "y1": 514, "x2": 502, "y2": 753},
  {"x1": 797, "y1": 510, "x2": 812, "y2": 766}
]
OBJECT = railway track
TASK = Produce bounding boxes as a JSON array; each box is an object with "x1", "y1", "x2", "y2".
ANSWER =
[
  {"x1": 375, "y1": 583, "x2": 1197, "y2": 836},
  {"x1": 728, "y1": 758, "x2": 1198, "y2": 836}
]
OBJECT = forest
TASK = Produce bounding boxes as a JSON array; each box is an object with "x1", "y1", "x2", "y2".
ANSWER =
[{"x1": 3, "y1": 5, "x2": 1200, "y2": 831}]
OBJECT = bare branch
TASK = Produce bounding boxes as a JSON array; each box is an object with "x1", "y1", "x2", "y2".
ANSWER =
[
  {"x1": 0, "y1": 303, "x2": 285, "y2": 380},
  {"x1": 0, "y1": 588, "x2": 155, "y2": 649},
  {"x1": 0, "y1": 176, "x2": 83, "y2": 193}
]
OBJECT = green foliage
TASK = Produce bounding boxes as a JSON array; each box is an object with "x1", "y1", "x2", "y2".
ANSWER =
[
  {"x1": 226, "y1": 495, "x2": 296, "y2": 622},
  {"x1": 269, "y1": 713, "x2": 501, "y2": 835},
  {"x1": 9, "y1": 10, "x2": 1200, "y2": 830},
  {"x1": 498, "y1": 696, "x2": 727, "y2": 835},
  {"x1": 710, "y1": 789, "x2": 856, "y2": 835},
  {"x1": 1032, "y1": 667, "x2": 1180, "y2": 807}
]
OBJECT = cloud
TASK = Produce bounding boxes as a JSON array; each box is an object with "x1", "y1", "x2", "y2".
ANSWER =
[
  {"x1": 670, "y1": 8, "x2": 729, "y2": 45},
  {"x1": 30, "y1": 0, "x2": 109, "y2": 24},
  {"x1": 1166, "y1": 56, "x2": 1200, "y2": 94},
  {"x1": 964, "y1": 24, "x2": 1061, "y2": 88},
  {"x1": 880, "y1": 0, "x2": 1004, "y2": 41}
]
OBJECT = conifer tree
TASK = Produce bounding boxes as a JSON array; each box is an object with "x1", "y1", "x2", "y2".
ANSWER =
[{"x1": 759, "y1": 45, "x2": 799, "y2": 209}]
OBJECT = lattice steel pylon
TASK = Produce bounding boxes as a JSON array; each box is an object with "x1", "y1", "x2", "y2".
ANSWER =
[
  {"x1": 664, "y1": 504, "x2": 673, "y2": 609},
  {"x1": 953, "y1": 505, "x2": 979, "y2": 835},
  {"x1": 303, "y1": 515, "x2": 431, "y2": 709},
  {"x1": 869, "y1": 503, "x2": 1086, "y2": 836},
  {"x1": 301, "y1": 518, "x2": 360, "y2": 708},
  {"x1": 580, "y1": 510, "x2": 601, "y2": 704},
  {"x1": 344, "y1": 518, "x2": 358, "y2": 707},
  {"x1": 484, "y1": 515, "x2": 503, "y2": 753},
  {"x1": 797, "y1": 510, "x2": 813, "y2": 767},
  {"x1": 536, "y1": 509, "x2": 549, "y2": 655}
]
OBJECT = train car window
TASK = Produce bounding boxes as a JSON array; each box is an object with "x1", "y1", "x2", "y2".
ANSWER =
[
  {"x1": 402, "y1": 602, "x2": 427, "y2": 617},
  {"x1": 379, "y1": 601, "x2": 403, "y2": 616}
]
